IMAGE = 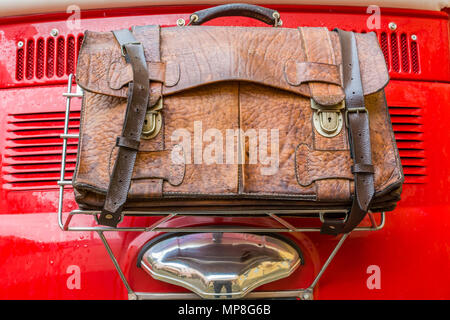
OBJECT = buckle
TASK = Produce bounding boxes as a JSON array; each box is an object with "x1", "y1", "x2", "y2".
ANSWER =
[
  {"x1": 121, "y1": 41, "x2": 142, "y2": 57},
  {"x1": 345, "y1": 107, "x2": 369, "y2": 127},
  {"x1": 319, "y1": 212, "x2": 348, "y2": 224},
  {"x1": 141, "y1": 98, "x2": 163, "y2": 139},
  {"x1": 319, "y1": 212, "x2": 348, "y2": 235}
]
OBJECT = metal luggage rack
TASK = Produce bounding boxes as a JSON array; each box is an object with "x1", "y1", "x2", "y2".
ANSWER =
[{"x1": 58, "y1": 75, "x2": 385, "y2": 300}]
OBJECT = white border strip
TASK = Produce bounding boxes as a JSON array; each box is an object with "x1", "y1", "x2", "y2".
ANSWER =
[{"x1": 0, "y1": 0, "x2": 448, "y2": 18}]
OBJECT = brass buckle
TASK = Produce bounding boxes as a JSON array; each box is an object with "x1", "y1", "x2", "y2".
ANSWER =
[
  {"x1": 141, "y1": 98, "x2": 163, "y2": 139},
  {"x1": 311, "y1": 99, "x2": 345, "y2": 138}
]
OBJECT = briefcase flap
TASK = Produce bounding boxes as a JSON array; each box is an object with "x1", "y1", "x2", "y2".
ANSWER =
[{"x1": 76, "y1": 26, "x2": 389, "y2": 107}]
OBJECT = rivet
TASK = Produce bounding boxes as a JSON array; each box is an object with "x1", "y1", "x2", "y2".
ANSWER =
[
  {"x1": 176, "y1": 18, "x2": 185, "y2": 27},
  {"x1": 17, "y1": 41, "x2": 24, "y2": 48},
  {"x1": 50, "y1": 28, "x2": 59, "y2": 37},
  {"x1": 105, "y1": 214, "x2": 113, "y2": 220},
  {"x1": 388, "y1": 22, "x2": 397, "y2": 31},
  {"x1": 411, "y1": 34, "x2": 417, "y2": 41}
]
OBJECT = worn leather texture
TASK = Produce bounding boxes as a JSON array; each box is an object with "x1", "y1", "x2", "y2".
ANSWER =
[{"x1": 74, "y1": 25, "x2": 403, "y2": 214}]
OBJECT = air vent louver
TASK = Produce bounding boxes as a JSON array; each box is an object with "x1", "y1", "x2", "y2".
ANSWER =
[
  {"x1": 377, "y1": 31, "x2": 420, "y2": 74},
  {"x1": 388, "y1": 105, "x2": 426, "y2": 184},
  {"x1": 3, "y1": 111, "x2": 80, "y2": 190},
  {"x1": 15, "y1": 34, "x2": 83, "y2": 82}
]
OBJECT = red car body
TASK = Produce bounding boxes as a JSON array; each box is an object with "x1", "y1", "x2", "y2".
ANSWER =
[{"x1": 0, "y1": 4, "x2": 449, "y2": 299}]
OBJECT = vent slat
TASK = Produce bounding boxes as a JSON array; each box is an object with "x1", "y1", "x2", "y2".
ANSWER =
[
  {"x1": 3, "y1": 154, "x2": 77, "y2": 165},
  {"x1": 46, "y1": 37, "x2": 55, "y2": 78},
  {"x1": 36, "y1": 38, "x2": 45, "y2": 79},
  {"x1": 8, "y1": 111, "x2": 80, "y2": 121},
  {"x1": 7, "y1": 121, "x2": 80, "y2": 131},
  {"x1": 398, "y1": 149, "x2": 426, "y2": 158},
  {"x1": 400, "y1": 158, "x2": 426, "y2": 166},
  {"x1": 388, "y1": 107, "x2": 422, "y2": 116},
  {"x1": 402, "y1": 167, "x2": 427, "y2": 175},
  {"x1": 392, "y1": 132, "x2": 424, "y2": 141},
  {"x1": 393, "y1": 124, "x2": 424, "y2": 132},
  {"x1": 3, "y1": 172, "x2": 74, "y2": 183},
  {"x1": 390, "y1": 115, "x2": 422, "y2": 124},
  {"x1": 6, "y1": 139, "x2": 78, "y2": 148},
  {"x1": 4, "y1": 145, "x2": 78, "y2": 157},
  {"x1": 2, "y1": 163, "x2": 76, "y2": 174},
  {"x1": 25, "y1": 39, "x2": 35, "y2": 80},
  {"x1": 396, "y1": 141, "x2": 425, "y2": 149},
  {"x1": 6, "y1": 128, "x2": 78, "y2": 140},
  {"x1": 3, "y1": 181, "x2": 71, "y2": 191},
  {"x1": 56, "y1": 36, "x2": 65, "y2": 77}
]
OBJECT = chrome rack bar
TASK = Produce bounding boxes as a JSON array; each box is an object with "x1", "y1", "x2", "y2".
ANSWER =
[{"x1": 58, "y1": 75, "x2": 386, "y2": 300}]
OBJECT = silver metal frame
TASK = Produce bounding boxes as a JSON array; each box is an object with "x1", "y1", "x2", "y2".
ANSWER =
[{"x1": 58, "y1": 75, "x2": 385, "y2": 300}]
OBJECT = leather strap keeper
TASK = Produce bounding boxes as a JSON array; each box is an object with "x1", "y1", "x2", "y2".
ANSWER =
[
  {"x1": 351, "y1": 163, "x2": 375, "y2": 174},
  {"x1": 116, "y1": 136, "x2": 140, "y2": 151}
]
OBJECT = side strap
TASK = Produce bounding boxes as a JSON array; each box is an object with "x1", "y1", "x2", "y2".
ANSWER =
[
  {"x1": 98, "y1": 29, "x2": 150, "y2": 227},
  {"x1": 320, "y1": 29, "x2": 375, "y2": 235}
]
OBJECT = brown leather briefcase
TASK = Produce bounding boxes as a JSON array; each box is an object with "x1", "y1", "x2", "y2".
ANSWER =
[{"x1": 73, "y1": 4, "x2": 403, "y2": 234}]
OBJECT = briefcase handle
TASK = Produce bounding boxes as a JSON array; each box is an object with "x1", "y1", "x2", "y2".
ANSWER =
[{"x1": 187, "y1": 3, "x2": 282, "y2": 27}]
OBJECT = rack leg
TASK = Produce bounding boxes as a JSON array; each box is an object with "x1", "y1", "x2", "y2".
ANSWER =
[
  {"x1": 97, "y1": 231, "x2": 136, "y2": 299},
  {"x1": 306, "y1": 232, "x2": 350, "y2": 296}
]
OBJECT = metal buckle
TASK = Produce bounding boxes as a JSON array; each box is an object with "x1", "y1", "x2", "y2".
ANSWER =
[
  {"x1": 319, "y1": 212, "x2": 348, "y2": 224},
  {"x1": 121, "y1": 41, "x2": 142, "y2": 57},
  {"x1": 345, "y1": 107, "x2": 369, "y2": 127},
  {"x1": 141, "y1": 98, "x2": 163, "y2": 139},
  {"x1": 319, "y1": 212, "x2": 348, "y2": 234},
  {"x1": 311, "y1": 99, "x2": 345, "y2": 138}
]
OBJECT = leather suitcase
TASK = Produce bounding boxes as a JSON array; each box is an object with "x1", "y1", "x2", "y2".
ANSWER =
[{"x1": 73, "y1": 4, "x2": 403, "y2": 234}]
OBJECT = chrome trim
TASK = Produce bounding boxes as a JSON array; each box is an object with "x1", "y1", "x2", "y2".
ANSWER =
[
  {"x1": 139, "y1": 233, "x2": 302, "y2": 299},
  {"x1": 133, "y1": 289, "x2": 311, "y2": 300}
]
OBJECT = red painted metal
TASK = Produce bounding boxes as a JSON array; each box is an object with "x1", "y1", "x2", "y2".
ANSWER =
[{"x1": 0, "y1": 5, "x2": 449, "y2": 299}]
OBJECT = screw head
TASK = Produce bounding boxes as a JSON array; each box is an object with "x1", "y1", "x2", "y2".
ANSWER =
[
  {"x1": 105, "y1": 214, "x2": 113, "y2": 220},
  {"x1": 17, "y1": 41, "x2": 24, "y2": 48},
  {"x1": 388, "y1": 22, "x2": 397, "y2": 31},
  {"x1": 411, "y1": 34, "x2": 417, "y2": 41},
  {"x1": 176, "y1": 18, "x2": 185, "y2": 27},
  {"x1": 50, "y1": 28, "x2": 59, "y2": 37}
]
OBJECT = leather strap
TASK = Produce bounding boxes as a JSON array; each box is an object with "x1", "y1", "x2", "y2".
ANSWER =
[
  {"x1": 321, "y1": 29, "x2": 375, "y2": 235},
  {"x1": 98, "y1": 28, "x2": 150, "y2": 227}
]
